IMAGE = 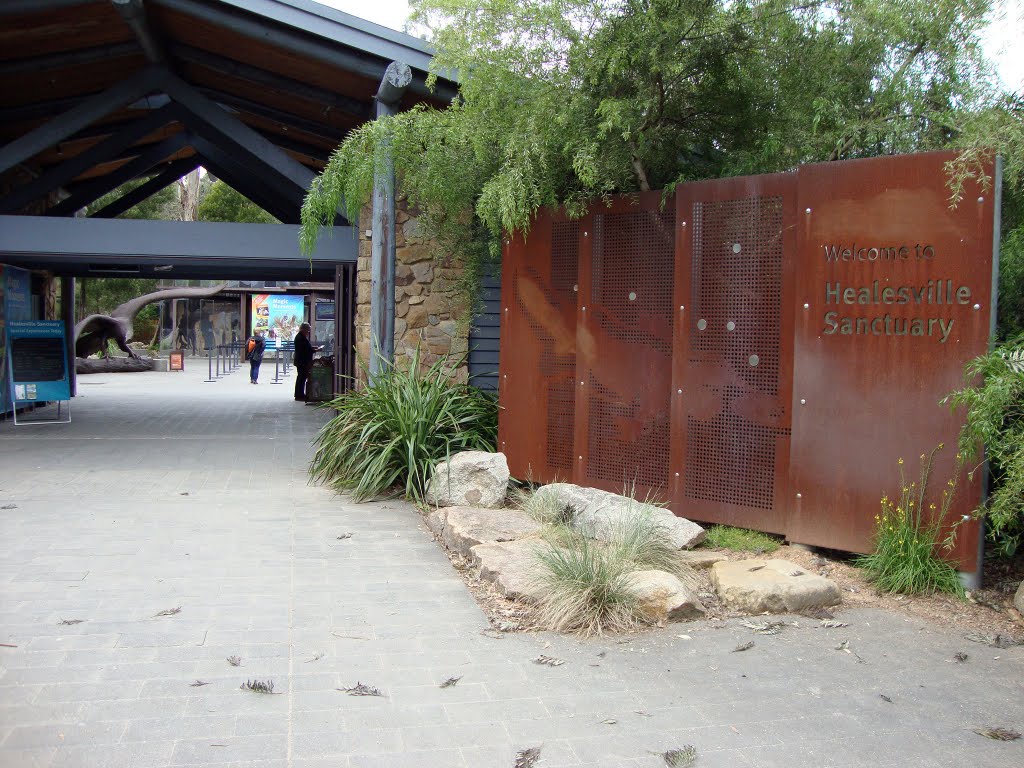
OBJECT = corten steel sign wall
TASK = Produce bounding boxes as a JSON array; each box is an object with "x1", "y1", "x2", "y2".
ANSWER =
[{"x1": 498, "y1": 152, "x2": 996, "y2": 571}]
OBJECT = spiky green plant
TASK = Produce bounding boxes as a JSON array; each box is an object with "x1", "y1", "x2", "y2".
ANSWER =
[
  {"x1": 856, "y1": 446, "x2": 965, "y2": 597},
  {"x1": 309, "y1": 349, "x2": 497, "y2": 501}
]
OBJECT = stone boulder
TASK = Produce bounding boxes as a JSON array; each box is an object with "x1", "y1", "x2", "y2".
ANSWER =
[
  {"x1": 470, "y1": 540, "x2": 547, "y2": 603},
  {"x1": 624, "y1": 570, "x2": 706, "y2": 623},
  {"x1": 710, "y1": 559, "x2": 841, "y2": 613},
  {"x1": 425, "y1": 506, "x2": 541, "y2": 559},
  {"x1": 1016, "y1": 581, "x2": 1024, "y2": 616},
  {"x1": 532, "y1": 483, "x2": 705, "y2": 549},
  {"x1": 426, "y1": 451, "x2": 510, "y2": 509}
]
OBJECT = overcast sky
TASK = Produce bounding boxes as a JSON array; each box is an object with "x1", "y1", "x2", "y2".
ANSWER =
[{"x1": 314, "y1": 0, "x2": 1022, "y2": 92}]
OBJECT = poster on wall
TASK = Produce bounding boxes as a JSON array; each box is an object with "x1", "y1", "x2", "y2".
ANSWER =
[
  {"x1": 1, "y1": 265, "x2": 34, "y2": 416},
  {"x1": 250, "y1": 294, "x2": 305, "y2": 348}
]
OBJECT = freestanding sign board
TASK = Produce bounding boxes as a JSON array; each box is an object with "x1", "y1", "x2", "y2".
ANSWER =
[
  {"x1": 6, "y1": 320, "x2": 71, "y2": 424},
  {"x1": 498, "y1": 151, "x2": 996, "y2": 581}
]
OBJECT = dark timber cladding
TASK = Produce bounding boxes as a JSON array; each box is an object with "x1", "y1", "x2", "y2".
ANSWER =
[{"x1": 499, "y1": 152, "x2": 996, "y2": 575}]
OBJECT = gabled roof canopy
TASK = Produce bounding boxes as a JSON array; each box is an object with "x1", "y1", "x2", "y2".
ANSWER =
[{"x1": 0, "y1": 0, "x2": 456, "y2": 224}]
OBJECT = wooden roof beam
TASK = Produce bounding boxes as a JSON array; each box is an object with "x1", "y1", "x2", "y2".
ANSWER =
[
  {"x1": 112, "y1": 0, "x2": 168, "y2": 65},
  {"x1": 0, "y1": 42, "x2": 139, "y2": 76},
  {"x1": 46, "y1": 130, "x2": 191, "y2": 216},
  {"x1": 0, "y1": 104, "x2": 182, "y2": 214},
  {"x1": 89, "y1": 156, "x2": 199, "y2": 218},
  {"x1": 170, "y1": 43, "x2": 369, "y2": 120},
  {"x1": 0, "y1": 65, "x2": 165, "y2": 176}
]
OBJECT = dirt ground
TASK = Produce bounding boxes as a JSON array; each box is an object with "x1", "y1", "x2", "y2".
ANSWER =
[
  {"x1": 773, "y1": 543, "x2": 1024, "y2": 637},
  {"x1": 443, "y1": 536, "x2": 1024, "y2": 641}
]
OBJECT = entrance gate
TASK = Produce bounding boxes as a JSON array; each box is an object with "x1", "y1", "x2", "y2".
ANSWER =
[{"x1": 498, "y1": 152, "x2": 997, "y2": 572}]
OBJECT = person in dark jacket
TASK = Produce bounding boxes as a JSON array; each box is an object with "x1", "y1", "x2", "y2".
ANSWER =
[
  {"x1": 246, "y1": 330, "x2": 266, "y2": 384},
  {"x1": 293, "y1": 322, "x2": 321, "y2": 401}
]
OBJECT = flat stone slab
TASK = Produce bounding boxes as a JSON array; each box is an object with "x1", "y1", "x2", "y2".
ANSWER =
[
  {"x1": 532, "y1": 483, "x2": 706, "y2": 549},
  {"x1": 678, "y1": 550, "x2": 728, "y2": 569},
  {"x1": 425, "y1": 506, "x2": 541, "y2": 560},
  {"x1": 470, "y1": 539, "x2": 547, "y2": 603},
  {"x1": 1016, "y1": 581, "x2": 1024, "y2": 615},
  {"x1": 711, "y1": 558, "x2": 842, "y2": 613},
  {"x1": 624, "y1": 570, "x2": 705, "y2": 623}
]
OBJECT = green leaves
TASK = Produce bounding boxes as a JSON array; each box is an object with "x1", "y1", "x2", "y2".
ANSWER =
[
  {"x1": 300, "y1": 0, "x2": 1006, "y2": 310},
  {"x1": 308, "y1": 349, "x2": 498, "y2": 502},
  {"x1": 945, "y1": 335, "x2": 1024, "y2": 554}
]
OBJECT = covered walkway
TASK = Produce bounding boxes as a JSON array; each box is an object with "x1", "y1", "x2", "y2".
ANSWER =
[{"x1": 1, "y1": 370, "x2": 1022, "y2": 768}]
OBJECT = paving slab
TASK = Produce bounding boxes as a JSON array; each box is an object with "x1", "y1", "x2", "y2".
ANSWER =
[{"x1": 1, "y1": 366, "x2": 1022, "y2": 767}]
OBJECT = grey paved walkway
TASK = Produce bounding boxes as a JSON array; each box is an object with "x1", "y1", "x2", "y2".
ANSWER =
[{"x1": 1, "y1": 364, "x2": 1022, "y2": 768}]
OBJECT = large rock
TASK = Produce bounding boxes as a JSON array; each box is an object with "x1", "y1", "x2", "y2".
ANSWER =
[
  {"x1": 532, "y1": 483, "x2": 706, "y2": 549},
  {"x1": 624, "y1": 570, "x2": 706, "y2": 623},
  {"x1": 711, "y1": 559, "x2": 841, "y2": 613},
  {"x1": 426, "y1": 451, "x2": 510, "y2": 508},
  {"x1": 425, "y1": 506, "x2": 541, "y2": 559},
  {"x1": 470, "y1": 540, "x2": 547, "y2": 603},
  {"x1": 1015, "y1": 581, "x2": 1024, "y2": 615}
]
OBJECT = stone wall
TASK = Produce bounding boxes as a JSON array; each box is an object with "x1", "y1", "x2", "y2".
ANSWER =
[{"x1": 355, "y1": 202, "x2": 468, "y2": 381}]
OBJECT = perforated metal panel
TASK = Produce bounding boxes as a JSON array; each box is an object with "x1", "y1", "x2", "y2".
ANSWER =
[
  {"x1": 683, "y1": 196, "x2": 787, "y2": 511},
  {"x1": 581, "y1": 206, "x2": 674, "y2": 491},
  {"x1": 498, "y1": 214, "x2": 580, "y2": 482},
  {"x1": 544, "y1": 222, "x2": 579, "y2": 475}
]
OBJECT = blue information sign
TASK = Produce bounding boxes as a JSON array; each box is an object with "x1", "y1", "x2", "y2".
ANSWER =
[{"x1": 6, "y1": 320, "x2": 71, "y2": 403}]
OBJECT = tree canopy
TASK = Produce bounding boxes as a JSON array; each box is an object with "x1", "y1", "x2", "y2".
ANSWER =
[
  {"x1": 300, "y1": 0, "x2": 1021, "y2": 325},
  {"x1": 197, "y1": 180, "x2": 278, "y2": 224}
]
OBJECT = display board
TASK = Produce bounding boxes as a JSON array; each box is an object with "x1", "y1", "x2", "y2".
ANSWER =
[
  {"x1": 0, "y1": 265, "x2": 34, "y2": 415},
  {"x1": 6, "y1": 320, "x2": 70, "y2": 402}
]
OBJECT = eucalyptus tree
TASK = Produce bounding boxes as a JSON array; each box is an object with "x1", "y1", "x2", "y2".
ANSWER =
[{"x1": 301, "y1": 0, "x2": 1009, "y2": 308}]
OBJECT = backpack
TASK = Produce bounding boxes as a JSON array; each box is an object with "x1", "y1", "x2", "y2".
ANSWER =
[{"x1": 246, "y1": 337, "x2": 256, "y2": 359}]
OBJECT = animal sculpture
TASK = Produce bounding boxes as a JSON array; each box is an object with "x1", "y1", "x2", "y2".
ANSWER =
[{"x1": 74, "y1": 284, "x2": 226, "y2": 359}]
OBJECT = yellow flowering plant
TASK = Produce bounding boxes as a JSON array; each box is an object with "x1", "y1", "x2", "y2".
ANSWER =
[{"x1": 856, "y1": 444, "x2": 965, "y2": 597}]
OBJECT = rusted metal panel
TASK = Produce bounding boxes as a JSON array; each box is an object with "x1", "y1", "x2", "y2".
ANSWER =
[
  {"x1": 573, "y1": 193, "x2": 675, "y2": 499},
  {"x1": 499, "y1": 151, "x2": 996, "y2": 572},
  {"x1": 498, "y1": 210, "x2": 579, "y2": 481},
  {"x1": 671, "y1": 174, "x2": 797, "y2": 532},
  {"x1": 788, "y1": 152, "x2": 994, "y2": 571}
]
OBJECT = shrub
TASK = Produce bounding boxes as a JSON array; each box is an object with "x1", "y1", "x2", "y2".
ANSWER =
[
  {"x1": 309, "y1": 350, "x2": 497, "y2": 502},
  {"x1": 703, "y1": 525, "x2": 781, "y2": 553},
  {"x1": 856, "y1": 446, "x2": 964, "y2": 597},
  {"x1": 944, "y1": 335, "x2": 1024, "y2": 556}
]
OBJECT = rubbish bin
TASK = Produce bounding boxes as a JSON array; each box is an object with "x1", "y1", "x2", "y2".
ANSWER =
[{"x1": 307, "y1": 358, "x2": 335, "y2": 402}]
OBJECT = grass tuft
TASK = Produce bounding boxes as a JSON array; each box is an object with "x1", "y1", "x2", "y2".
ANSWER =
[
  {"x1": 530, "y1": 507, "x2": 697, "y2": 636},
  {"x1": 703, "y1": 525, "x2": 781, "y2": 553},
  {"x1": 309, "y1": 348, "x2": 497, "y2": 502}
]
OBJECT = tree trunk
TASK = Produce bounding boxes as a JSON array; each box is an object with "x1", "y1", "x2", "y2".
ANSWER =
[{"x1": 176, "y1": 168, "x2": 202, "y2": 222}]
